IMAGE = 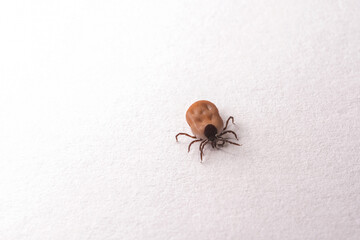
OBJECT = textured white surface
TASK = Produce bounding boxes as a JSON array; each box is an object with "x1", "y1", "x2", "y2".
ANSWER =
[{"x1": 1, "y1": 0, "x2": 360, "y2": 239}]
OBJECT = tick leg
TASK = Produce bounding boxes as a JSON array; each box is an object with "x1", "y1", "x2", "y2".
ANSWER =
[
  {"x1": 199, "y1": 139, "x2": 207, "y2": 152},
  {"x1": 216, "y1": 138, "x2": 226, "y2": 147},
  {"x1": 224, "y1": 139, "x2": 242, "y2": 146},
  {"x1": 188, "y1": 139, "x2": 202, "y2": 152},
  {"x1": 200, "y1": 140, "x2": 209, "y2": 162},
  {"x1": 223, "y1": 116, "x2": 235, "y2": 131},
  {"x1": 214, "y1": 142, "x2": 221, "y2": 149},
  {"x1": 175, "y1": 133, "x2": 197, "y2": 141},
  {"x1": 219, "y1": 130, "x2": 238, "y2": 140}
]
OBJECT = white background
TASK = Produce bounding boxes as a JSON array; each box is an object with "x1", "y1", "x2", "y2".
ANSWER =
[{"x1": 1, "y1": 0, "x2": 360, "y2": 239}]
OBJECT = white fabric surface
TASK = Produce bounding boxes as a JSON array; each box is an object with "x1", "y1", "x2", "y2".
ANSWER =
[{"x1": 1, "y1": 0, "x2": 360, "y2": 239}]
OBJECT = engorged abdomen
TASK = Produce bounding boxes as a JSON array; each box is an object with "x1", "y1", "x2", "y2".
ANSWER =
[{"x1": 186, "y1": 100, "x2": 224, "y2": 139}]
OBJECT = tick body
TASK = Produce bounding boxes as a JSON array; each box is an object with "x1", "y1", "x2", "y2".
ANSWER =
[{"x1": 176, "y1": 100, "x2": 241, "y2": 162}]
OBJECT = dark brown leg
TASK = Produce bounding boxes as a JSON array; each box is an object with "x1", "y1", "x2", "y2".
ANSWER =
[
  {"x1": 224, "y1": 139, "x2": 242, "y2": 146},
  {"x1": 200, "y1": 140, "x2": 209, "y2": 162},
  {"x1": 188, "y1": 139, "x2": 202, "y2": 152},
  {"x1": 199, "y1": 140, "x2": 205, "y2": 161},
  {"x1": 216, "y1": 138, "x2": 226, "y2": 147},
  {"x1": 201, "y1": 140, "x2": 208, "y2": 153},
  {"x1": 219, "y1": 130, "x2": 238, "y2": 140},
  {"x1": 214, "y1": 142, "x2": 221, "y2": 149},
  {"x1": 223, "y1": 116, "x2": 235, "y2": 131},
  {"x1": 176, "y1": 132, "x2": 197, "y2": 141},
  {"x1": 199, "y1": 139, "x2": 207, "y2": 152}
]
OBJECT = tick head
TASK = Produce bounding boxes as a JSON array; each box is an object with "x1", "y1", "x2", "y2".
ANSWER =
[{"x1": 204, "y1": 124, "x2": 217, "y2": 141}]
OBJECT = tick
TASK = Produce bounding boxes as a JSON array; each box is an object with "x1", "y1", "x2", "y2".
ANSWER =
[{"x1": 176, "y1": 100, "x2": 241, "y2": 162}]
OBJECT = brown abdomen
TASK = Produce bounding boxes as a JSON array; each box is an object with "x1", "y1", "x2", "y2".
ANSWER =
[{"x1": 186, "y1": 100, "x2": 224, "y2": 139}]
